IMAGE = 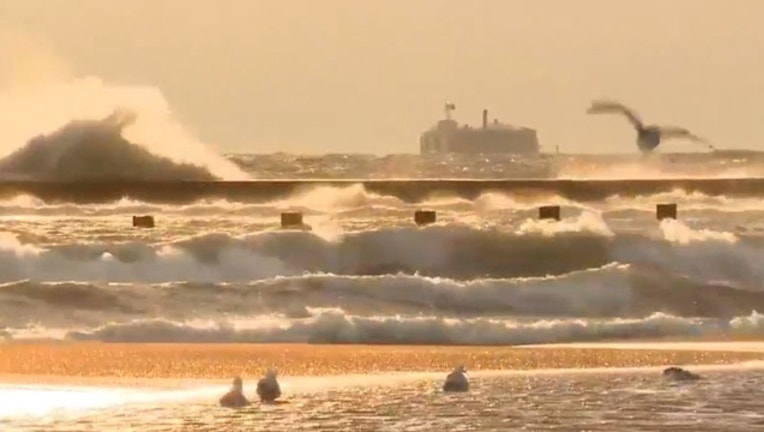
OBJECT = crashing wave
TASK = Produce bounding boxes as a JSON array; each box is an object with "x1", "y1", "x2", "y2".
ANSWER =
[
  {"x1": 60, "y1": 310, "x2": 764, "y2": 345},
  {"x1": 0, "y1": 109, "x2": 218, "y2": 181}
]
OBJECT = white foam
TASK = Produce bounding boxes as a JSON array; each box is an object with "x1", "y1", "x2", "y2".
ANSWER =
[
  {"x1": 62, "y1": 310, "x2": 764, "y2": 345},
  {"x1": 659, "y1": 219, "x2": 738, "y2": 245},
  {"x1": 1, "y1": 187, "x2": 764, "y2": 219},
  {"x1": 0, "y1": 219, "x2": 759, "y2": 290},
  {"x1": 517, "y1": 210, "x2": 614, "y2": 237},
  {"x1": 0, "y1": 76, "x2": 249, "y2": 180}
]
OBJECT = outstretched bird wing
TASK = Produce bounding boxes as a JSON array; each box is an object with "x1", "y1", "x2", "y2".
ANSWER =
[
  {"x1": 658, "y1": 126, "x2": 715, "y2": 149},
  {"x1": 586, "y1": 100, "x2": 644, "y2": 130},
  {"x1": 657, "y1": 126, "x2": 700, "y2": 140}
]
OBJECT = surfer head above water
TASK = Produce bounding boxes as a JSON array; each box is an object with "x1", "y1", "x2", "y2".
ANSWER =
[
  {"x1": 219, "y1": 376, "x2": 250, "y2": 408},
  {"x1": 586, "y1": 100, "x2": 714, "y2": 154},
  {"x1": 443, "y1": 364, "x2": 470, "y2": 392},
  {"x1": 257, "y1": 369, "x2": 282, "y2": 403}
]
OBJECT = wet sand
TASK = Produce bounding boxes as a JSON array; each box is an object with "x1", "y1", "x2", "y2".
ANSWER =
[{"x1": 0, "y1": 342, "x2": 762, "y2": 382}]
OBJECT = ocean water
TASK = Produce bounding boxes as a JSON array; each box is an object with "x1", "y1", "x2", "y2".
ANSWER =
[
  {"x1": 2, "y1": 83, "x2": 764, "y2": 430},
  {"x1": 1, "y1": 186, "x2": 764, "y2": 343},
  {"x1": 3, "y1": 184, "x2": 764, "y2": 430},
  {"x1": 3, "y1": 364, "x2": 764, "y2": 431},
  {"x1": 225, "y1": 151, "x2": 764, "y2": 180}
]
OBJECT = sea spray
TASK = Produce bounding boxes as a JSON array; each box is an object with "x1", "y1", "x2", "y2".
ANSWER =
[{"x1": 0, "y1": 76, "x2": 249, "y2": 180}]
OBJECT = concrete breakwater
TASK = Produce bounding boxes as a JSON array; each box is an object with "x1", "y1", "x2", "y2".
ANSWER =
[{"x1": 0, "y1": 178, "x2": 762, "y2": 204}]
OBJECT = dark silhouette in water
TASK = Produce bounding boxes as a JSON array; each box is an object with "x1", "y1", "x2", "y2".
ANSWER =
[
  {"x1": 219, "y1": 376, "x2": 250, "y2": 408},
  {"x1": 662, "y1": 366, "x2": 701, "y2": 381},
  {"x1": 442, "y1": 365, "x2": 469, "y2": 392},
  {"x1": 586, "y1": 100, "x2": 713, "y2": 154},
  {"x1": 256, "y1": 369, "x2": 282, "y2": 402},
  {"x1": 0, "y1": 109, "x2": 218, "y2": 181}
]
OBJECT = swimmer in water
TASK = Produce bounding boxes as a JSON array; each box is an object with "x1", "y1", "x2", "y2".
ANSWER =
[
  {"x1": 443, "y1": 365, "x2": 469, "y2": 392},
  {"x1": 257, "y1": 369, "x2": 282, "y2": 403},
  {"x1": 662, "y1": 366, "x2": 701, "y2": 381},
  {"x1": 219, "y1": 376, "x2": 250, "y2": 408},
  {"x1": 586, "y1": 100, "x2": 713, "y2": 154}
]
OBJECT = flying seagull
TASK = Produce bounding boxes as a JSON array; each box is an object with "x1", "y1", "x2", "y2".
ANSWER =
[{"x1": 586, "y1": 100, "x2": 714, "y2": 153}]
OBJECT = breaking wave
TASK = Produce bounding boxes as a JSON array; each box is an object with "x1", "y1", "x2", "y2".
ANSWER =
[
  {"x1": 2, "y1": 184, "x2": 764, "y2": 218},
  {"x1": 0, "y1": 76, "x2": 249, "y2": 181},
  {"x1": 0, "y1": 188, "x2": 584, "y2": 216},
  {"x1": 0, "y1": 217, "x2": 757, "y2": 283},
  {"x1": 0, "y1": 213, "x2": 752, "y2": 288},
  {"x1": 4, "y1": 50, "x2": 764, "y2": 350},
  {"x1": 0, "y1": 216, "x2": 762, "y2": 336},
  {"x1": 0, "y1": 221, "x2": 705, "y2": 275},
  {"x1": 2, "y1": 264, "x2": 764, "y2": 333},
  {"x1": 62, "y1": 310, "x2": 764, "y2": 345}
]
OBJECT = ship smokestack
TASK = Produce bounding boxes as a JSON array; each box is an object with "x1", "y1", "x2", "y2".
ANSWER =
[{"x1": 482, "y1": 109, "x2": 488, "y2": 129}]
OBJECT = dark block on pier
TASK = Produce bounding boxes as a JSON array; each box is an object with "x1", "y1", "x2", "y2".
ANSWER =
[
  {"x1": 656, "y1": 203, "x2": 677, "y2": 220},
  {"x1": 132, "y1": 215, "x2": 155, "y2": 228},
  {"x1": 281, "y1": 212, "x2": 304, "y2": 228},
  {"x1": 539, "y1": 205, "x2": 561, "y2": 221},
  {"x1": 414, "y1": 210, "x2": 437, "y2": 226}
]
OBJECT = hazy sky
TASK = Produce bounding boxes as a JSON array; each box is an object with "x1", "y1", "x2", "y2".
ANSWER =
[{"x1": 1, "y1": 0, "x2": 763, "y2": 154}]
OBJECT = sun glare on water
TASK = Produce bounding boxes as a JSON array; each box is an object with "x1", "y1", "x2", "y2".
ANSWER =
[{"x1": 0, "y1": 384, "x2": 220, "y2": 420}]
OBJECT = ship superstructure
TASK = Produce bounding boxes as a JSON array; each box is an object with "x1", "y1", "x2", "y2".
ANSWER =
[{"x1": 420, "y1": 103, "x2": 540, "y2": 155}]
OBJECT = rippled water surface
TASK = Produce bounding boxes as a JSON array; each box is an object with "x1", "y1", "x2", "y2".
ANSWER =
[{"x1": 3, "y1": 368, "x2": 764, "y2": 431}]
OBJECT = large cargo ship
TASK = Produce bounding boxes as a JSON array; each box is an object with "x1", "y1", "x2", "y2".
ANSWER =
[{"x1": 420, "y1": 103, "x2": 540, "y2": 155}]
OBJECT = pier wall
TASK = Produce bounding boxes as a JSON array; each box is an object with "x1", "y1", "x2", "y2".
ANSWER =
[{"x1": 0, "y1": 178, "x2": 761, "y2": 204}]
